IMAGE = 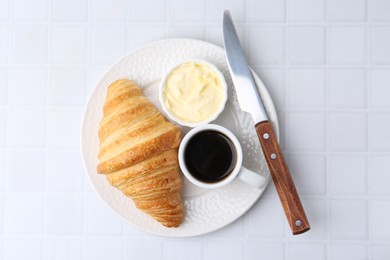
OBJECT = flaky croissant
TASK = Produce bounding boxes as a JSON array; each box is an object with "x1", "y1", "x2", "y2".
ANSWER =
[{"x1": 97, "y1": 79, "x2": 183, "y2": 227}]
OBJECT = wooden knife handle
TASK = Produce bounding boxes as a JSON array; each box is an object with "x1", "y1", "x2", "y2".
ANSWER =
[{"x1": 255, "y1": 120, "x2": 310, "y2": 235}]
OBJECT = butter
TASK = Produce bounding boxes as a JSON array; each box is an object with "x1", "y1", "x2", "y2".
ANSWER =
[{"x1": 162, "y1": 61, "x2": 225, "y2": 123}]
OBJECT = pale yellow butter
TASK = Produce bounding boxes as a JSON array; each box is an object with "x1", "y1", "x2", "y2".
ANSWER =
[{"x1": 163, "y1": 62, "x2": 224, "y2": 123}]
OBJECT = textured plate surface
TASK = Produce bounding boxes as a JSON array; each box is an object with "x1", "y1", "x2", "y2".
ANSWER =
[{"x1": 81, "y1": 38, "x2": 279, "y2": 237}]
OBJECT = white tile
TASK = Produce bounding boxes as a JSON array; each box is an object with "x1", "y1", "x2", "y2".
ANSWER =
[
  {"x1": 289, "y1": 0, "x2": 325, "y2": 22},
  {"x1": 330, "y1": 113, "x2": 367, "y2": 151},
  {"x1": 0, "y1": 0, "x2": 10, "y2": 20},
  {"x1": 0, "y1": 195, "x2": 4, "y2": 234},
  {"x1": 256, "y1": 69, "x2": 285, "y2": 109},
  {"x1": 0, "y1": 109, "x2": 5, "y2": 148},
  {"x1": 47, "y1": 150, "x2": 84, "y2": 192},
  {"x1": 330, "y1": 200, "x2": 367, "y2": 239},
  {"x1": 46, "y1": 195, "x2": 83, "y2": 235},
  {"x1": 8, "y1": 108, "x2": 46, "y2": 148},
  {"x1": 0, "y1": 27, "x2": 7, "y2": 63},
  {"x1": 288, "y1": 69, "x2": 326, "y2": 108},
  {"x1": 163, "y1": 240, "x2": 202, "y2": 260},
  {"x1": 90, "y1": 27, "x2": 126, "y2": 64},
  {"x1": 130, "y1": 25, "x2": 167, "y2": 50},
  {"x1": 129, "y1": 0, "x2": 166, "y2": 22},
  {"x1": 372, "y1": 244, "x2": 390, "y2": 260},
  {"x1": 330, "y1": 27, "x2": 366, "y2": 65},
  {"x1": 247, "y1": 198, "x2": 285, "y2": 238},
  {"x1": 288, "y1": 26, "x2": 325, "y2": 65},
  {"x1": 330, "y1": 155, "x2": 367, "y2": 195},
  {"x1": 10, "y1": 67, "x2": 46, "y2": 106},
  {"x1": 49, "y1": 68, "x2": 86, "y2": 106},
  {"x1": 369, "y1": 0, "x2": 390, "y2": 22},
  {"x1": 287, "y1": 243, "x2": 326, "y2": 260},
  {"x1": 87, "y1": 66, "x2": 106, "y2": 96},
  {"x1": 84, "y1": 175, "x2": 96, "y2": 193},
  {"x1": 44, "y1": 238, "x2": 83, "y2": 260},
  {"x1": 124, "y1": 239, "x2": 161, "y2": 259},
  {"x1": 5, "y1": 194, "x2": 43, "y2": 235},
  {"x1": 248, "y1": 27, "x2": 285, "y2": 66},
  {"x1": 91, "y1": 0, "x2": 126, "y2": 22},
  {"x1": 123, "y1": 224, "x2": 153, "y2": 237},
  {"x1": 0, "y1": 151, "x2": 5, "y2": 191},
  {"x1": 287, "y1": 113, "x2": 326, "y2": 152},
  {"x1": 205, "y1": 25, "x2": 223, "y2": 47},
  {"x1": 371, "y1": 69, "x2": 390, "y2": 109},
  {"x1": 330, "y1": 0, "x2": 366, "y2": 22},
  {"x1": 246, "y1": 242, "x2": 284, "y2": 260},
  {"x1": 329, "y1": 244, "x2": 367, "y2": 260},
  {"x1": 4, "y1": 238, "x2": 42, "y2": 260},
  {"x1": 51, "y1": 26, "x2": 87, "y2": 64},
  {"x1": 372, "y1": 200, "x2": 390, "y2": 240},
  {"x1": 52, "y1": 0, "x2": 87, "y2": 21},
  {"x1": 370, "y1": 156, "x2": 390, "y2": 195},
  {"x1": 248, "y1": 0, "x2": 285, "y2": 22},
  {"x1": 370, "y1": 27, "x2": 390, "y2": 65},
  {"x1": 48, "y1": 108, "x2": 83, "y2": 148},
  {"x1": 330, "y1": 69, "x2": 366, "y2": 109},
  {"x1": 7, "y1": 150, "x2": 45, "y2": 192},
  {"x1": 12, "y1": 26, "x2": 47, "y2": 64},
  {"x1": 12, "y1": 0, "x2": 48, "y2": 21},
  {"x1": 276, "y1": 110, "x2": 286, "y2": 150},
  {"x1": 207, "y1": 0, "x2": 246, "y2": 22},
  {"x1": 207, "y1": 216, "x2": 244, "y2": 238},
  {"x1": 0, "y1": 68, "x2": 7, "y2": 105},
  {"x1": 204, "y1": 241, "x2": 243, "y2": 260},
  {"x1": 170, "y1": 0, "x2": 205, "y2": 22},
  {"x1": 287, "y1": 199, "x2": 327, "y2": 240},
  {"x1": 371, "y1": 113, "x2": 390, "y2": 151},
  {"x1": 86, "y1": 193, "x2": 122, "y2": 235},
  {"x1": 87, "y1": 238, "x2": 123, "y2": 260},
  {"x1": 168, "y1": 26, "x2": 205, "y2": 40},
  {"x1": 286, "y1": 155, "x2": 326, "y2": 195}
]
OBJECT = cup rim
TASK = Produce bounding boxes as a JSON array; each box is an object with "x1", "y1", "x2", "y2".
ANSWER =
[
  {"x1": 158, "y1": 59, "x2": 228, "y2": 128},
  {"x1": 178, "y1": 124, "x2": 243, "y2": 189}
]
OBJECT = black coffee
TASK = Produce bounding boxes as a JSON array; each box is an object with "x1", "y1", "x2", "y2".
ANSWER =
[{"x1": 184, "y1": 130, "x2": 237, "y2": 183}]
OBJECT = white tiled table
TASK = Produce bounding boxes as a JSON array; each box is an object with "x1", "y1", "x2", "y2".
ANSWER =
[{"x1": 1, "y1": 0, "x2": 390, "y2": 259}]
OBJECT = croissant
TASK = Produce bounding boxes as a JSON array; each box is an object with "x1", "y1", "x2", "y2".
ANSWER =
[{"x1": 97, "y1": 79, "x2": 183, "y2": 227}]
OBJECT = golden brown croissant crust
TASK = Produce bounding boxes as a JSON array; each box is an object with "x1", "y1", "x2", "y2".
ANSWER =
[{"x1": 97, "y1": 79, "x2": 183, "y2": 227}]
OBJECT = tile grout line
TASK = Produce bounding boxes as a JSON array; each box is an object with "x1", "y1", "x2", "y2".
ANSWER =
[
  {"x1": 42, "y1": 0, "x2": 52, "y2": 256},
  {"x1": 2, "y1": 0, "x2": 14, "y2": 256},
  {"x1": 365, "y1": 4, "x2": 373, "y2": 255},
  {"x1": 3, "y1": 20, "x2": 390, "y2": 26},
  {"x1": 325, "y1": 0, "x2": 331, "y2": 257},
  {"x1": 83, "y1": 0, "x2": 93, "y2": 259},
  {"x1": 283, "y1": 0, "x2": 288, "y2": 253}
]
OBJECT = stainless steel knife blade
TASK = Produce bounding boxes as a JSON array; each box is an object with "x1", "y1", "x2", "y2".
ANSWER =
[{"x1": 222, "y1": 10, "x2": 268, "y2": 124}]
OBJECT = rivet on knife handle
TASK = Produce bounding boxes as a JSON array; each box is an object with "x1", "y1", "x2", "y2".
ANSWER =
[{"x1": 256, "y1": 120, "x2": 310, "y2": 235}]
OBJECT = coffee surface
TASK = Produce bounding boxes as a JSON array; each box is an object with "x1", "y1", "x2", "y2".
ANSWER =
[{"x1": 184, "y1": 130, "x2": 237, "y2": 183}]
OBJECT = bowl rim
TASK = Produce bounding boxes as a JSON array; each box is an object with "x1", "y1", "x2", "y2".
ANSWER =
[{"x1": 158, "y1": 59, "x2": 228, "y2": 128}]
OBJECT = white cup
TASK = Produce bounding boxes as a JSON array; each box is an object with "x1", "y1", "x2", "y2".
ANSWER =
[{"x1": 178, "y1": 124, "x2": 266, "y2": 189}]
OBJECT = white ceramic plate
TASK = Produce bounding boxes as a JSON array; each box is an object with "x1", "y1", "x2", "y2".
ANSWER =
[{"x1": 81, "y1": 38, "x2": 279, "y2": 237}]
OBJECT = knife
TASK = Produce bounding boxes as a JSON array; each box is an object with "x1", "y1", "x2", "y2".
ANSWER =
[{"x1": 223, "y1": 10, "x2": 310, "y2": 235}]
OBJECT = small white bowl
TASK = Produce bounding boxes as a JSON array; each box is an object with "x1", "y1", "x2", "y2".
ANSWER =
[{"x1": 159, "y1": 59, "x2": 228, "y2": 128}]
